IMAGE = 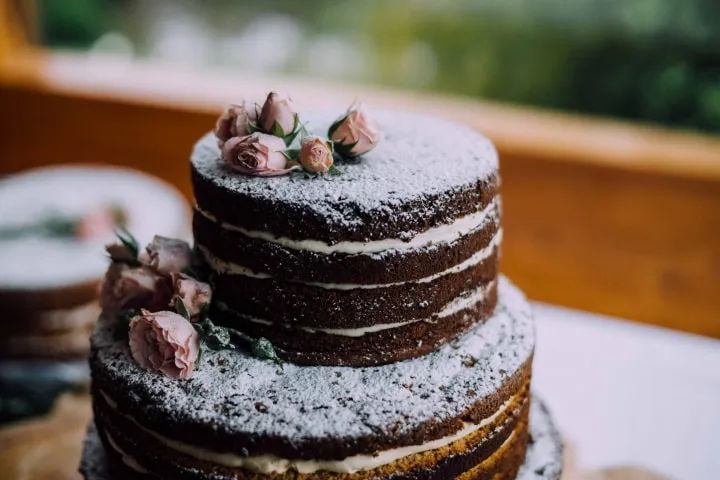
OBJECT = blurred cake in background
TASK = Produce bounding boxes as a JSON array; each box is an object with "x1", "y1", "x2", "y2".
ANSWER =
[{"x1": 0, "y1": 166, "x2": 189, "y2": 423}]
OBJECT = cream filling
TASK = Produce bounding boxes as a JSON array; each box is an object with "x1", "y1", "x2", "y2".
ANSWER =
[
  {"x1": 198, "y1": 229, "x2": 501, "y2": 291},
  {"x1": 105, "y1": 431, "x2": 152, "y2": 474},
  {"x1": 195, "y1": 197, "x2": 499, "y2": 254},
  {"x1": 99, "y1": 390, "x2": 515, "y2": 475},
  {"x1": 217, "y1": 280, "x2": 495, "y2": 338}
]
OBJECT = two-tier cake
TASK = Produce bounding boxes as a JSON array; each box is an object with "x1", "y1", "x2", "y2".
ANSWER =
[{"x1": 80, "y1": 94, "x2": 563, "y2": 479}]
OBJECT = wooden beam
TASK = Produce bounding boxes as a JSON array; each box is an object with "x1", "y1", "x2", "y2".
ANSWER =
[{"x1": 1, "y1": 54, "x2": 719, "y2": 337}]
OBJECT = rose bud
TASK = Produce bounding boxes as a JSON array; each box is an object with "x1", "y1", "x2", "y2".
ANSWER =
[
  {"x1": 259, "y1": 92, "x2": 296, "y2": 136},
  {"x1": 129, "y1": 310, "x2": 200, "y2": 380},
  {"x1": 100, "y1": 263, "x2": 172, "y2": 316},
  {"x1": 222, "y1": 133, "x2": 298, "y2": 176},
  {"x1": 329, "y1": 104, "x2": 382, "y2": 156},
  {"x1": 299, "y1": 136, "x2": 334, "y2": 173},
  {"x1": 214, "y1": 101, "x2": 258, "y2": 147},
  {"x1": 171, "y1": 273, "x2": 212, "y2": 321},
  {"x1": 139, "y1": 236, "x2": 193, "y2": 275}
]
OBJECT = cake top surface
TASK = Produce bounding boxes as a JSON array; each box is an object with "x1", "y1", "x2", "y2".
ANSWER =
[
  {"x1": 191, "y1": 110, "x2": 498, "y2": 231},
  {"x1": 92, "y1": 277, "x2": 533, "y2": 445},
  {"x1": 0, "y1": 166, "x2": 189, "y2": 291}
]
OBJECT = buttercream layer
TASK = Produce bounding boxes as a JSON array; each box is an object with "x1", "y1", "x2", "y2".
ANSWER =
[
  {"x1": 192, "y1": 202, "x2": 500, "y2": 285},
  {"x1": 92, "y1": 387, "x2": 529, "y2": 479},
  {"x1": 89, "y1": 277, "x2": 534, "y2": 460},
  {"x1": 214, "y1": 282, "x2": 496, "y2": 366},
  {"x1": 207, "y1": 248, "x2": 497, "y2": 329},
  {"x1": 190, "y1": 111, "x2": 499, "y2": 244}
]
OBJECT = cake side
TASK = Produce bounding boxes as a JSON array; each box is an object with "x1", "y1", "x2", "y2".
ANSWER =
[
  {"x1": 89, "y1": 277, "x2": 533, "y2": 476},
  {"x1": 192, "y1": 110, "x2": 501, "y2": 365}
]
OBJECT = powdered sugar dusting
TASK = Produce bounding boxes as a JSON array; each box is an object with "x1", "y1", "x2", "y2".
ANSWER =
[
  {"x1": 191, "y1": 110, "x2": 498, "y2": 231},
  {"x1": 91, "y1": 277, "x2": 533, "y2": 445}
]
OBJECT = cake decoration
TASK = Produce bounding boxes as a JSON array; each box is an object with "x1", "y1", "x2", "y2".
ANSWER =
[
  {"x1": 328, "y1": 103, "x2": 382, "y2": 157},
  {"x1": 221, "y1": 132, "x2": 300, "y2": 176},
  {"x1": 214, "y1": 101, "x2": 256, "y2": 147},
  {"x1": 128, "y1": 309, "x2": 199, "y2": 380},
  {"x1": 101, "y1": 228, "x2": 282, "y2": 379},
  {"x1": 214, "y1": 93, "x2": 382, "y2": 177}
]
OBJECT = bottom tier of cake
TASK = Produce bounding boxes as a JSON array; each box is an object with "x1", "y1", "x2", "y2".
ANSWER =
[{"x1": 80, "y1": 397, "x2": 562, "y2": 480}]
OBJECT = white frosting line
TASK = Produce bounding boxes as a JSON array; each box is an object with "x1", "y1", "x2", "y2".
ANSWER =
[
  {"x1": 104, "y1": 431, "x2": 152, "y2": 474},
  {"x1": 198, "y1": 229, "x2": 501, "y2": 291},
  {"x1": 216, "y1": 280, "x2": 495, "y2": 338},
  {"x1": 195, "y1": 197, "x2": 499, "y2": 254},
  {"x1": 100, "y1": 390, "x2": 516, "y2": 474}
]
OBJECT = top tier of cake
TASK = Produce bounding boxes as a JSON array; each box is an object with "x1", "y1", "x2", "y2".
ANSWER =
[{"x1": 192, "y1": 111, "x2": 502, "y2": 366}]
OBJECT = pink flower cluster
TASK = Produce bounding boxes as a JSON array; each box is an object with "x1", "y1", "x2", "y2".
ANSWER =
[
  {"x1": 101, "y1": 235, "x2": 211, "y2": 380},
  {"x1": 214, "y1": 92, "x2": 382, "y2": 176}
]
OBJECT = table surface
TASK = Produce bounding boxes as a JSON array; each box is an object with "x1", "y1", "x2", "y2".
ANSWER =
[{"x1": 532, "y1": 302, "x2": 720, "y2": 480}]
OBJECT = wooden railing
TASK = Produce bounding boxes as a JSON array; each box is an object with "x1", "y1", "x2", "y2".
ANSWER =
[{"x1": 1, "y1": 50, "x2": 719, "y2": 338}]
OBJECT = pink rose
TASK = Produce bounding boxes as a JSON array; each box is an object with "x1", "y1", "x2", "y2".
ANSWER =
[
  {"x1": 214, "y1": 101, "x2": 258, "y2": 147},
  {"x1": 139, "y1": 236, "x2": 193, "y2": 275},
  {"x1": 129, "y1": 310, "x2": 199, "y2": 380},
  {"x1": 259, "y1": 92, "x2": 296, "y2": 136},
  {"x1": 76, "y1": 207, "x2": 119, "y2": 240},
  {"x1": 171, "y1": 273, "x2": 212, "y2": 321},
  {"x1": 100, "y1": 263, "x2": 171, "y2": 316},
  {"x1": 299, "y1": 137, "x2": 334, "y2": 173},
  {"x1": 330, "y1": 104, "x2": 382, "y2": 156},
  {"x1": 222, "y1": 133, "x2": 298, "y2": 176}
]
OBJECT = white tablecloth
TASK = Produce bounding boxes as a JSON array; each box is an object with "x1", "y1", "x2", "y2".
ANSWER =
[{"x1": 532, "y1": 302, "x2": 720, "y2": 480}]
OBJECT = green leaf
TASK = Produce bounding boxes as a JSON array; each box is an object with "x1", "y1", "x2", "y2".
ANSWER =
[
  {"x1": 115, "y1": 227, "x2": 140, "y2": 260},
  {"x1": 247, "y1": 120, "x2": 260, "y2": 134},
  {"x1": 114, "y1": 309, "x2": 138, "y2": 340},
  {"x1": 327, "y1": 114, "x2": 347, "y2": 139},
  {"x1": 328, "y1": 165, "x2": 343, "y2": 176},
  {"x1": 175, "y1": 297, "x2": 191, "y2": 321},
  {"x1": 206, "y1": 326, "x2": 233, "y2": 350},
  {"x1": 271, "y1": 120, "x2": 286, "y2": 138},
  {"x1": 285, "y1": 148, "x2": 301, "y2": 161},
  {"x1": 251, "y1": 337, "x2": 283, "y2": 369},
  {"x1": 110, "y1": 205, "x2": 127, "y2": 227},
  {"x1": 198, "y1": 303, "x2": 211, "y2": 323}
]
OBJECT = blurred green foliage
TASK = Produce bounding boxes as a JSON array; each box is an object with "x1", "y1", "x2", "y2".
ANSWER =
[{"x1": 38, "y1": 0, "x2": 720, "y2": 133}]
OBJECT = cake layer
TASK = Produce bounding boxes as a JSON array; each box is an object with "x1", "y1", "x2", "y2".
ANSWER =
[
  {"x1": 212, "y1": 280, "x2": 497, "y2": 366},
  {"x1": 190, "y1": 111, "x2": 499, "y2": 244},
  {"x1": 89, "y1": 278, "x2": 533, "y2": 472},
  {"x1": 80, "y1": 398, "x2": 562, "y2": 480},
  {"x1": 192, "y1": 198, "x2": 500, "y2": 285},
  {"x1": 207, "y1": 247, "x2": 497, "y2": 327}
]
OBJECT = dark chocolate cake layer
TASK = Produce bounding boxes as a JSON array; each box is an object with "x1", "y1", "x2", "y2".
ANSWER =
[
  {"x1": 191, "y1": 111, "x2": 501, "y2": 365},
  {"x1": 192, "y1": 201, "x2": 500, "y2": 285},
  {"x1": 88, "y1": 278, "x2": 534, "y2": 477},
  {"x1": 213, "y1": 280, "x2": 497, "y2": 366},
  {"x1": 80, "y1": 398, "x2": 562, "y2": 480},
  {"x1": 191, "y1": 111, "x2": 499, "y2": 243}
]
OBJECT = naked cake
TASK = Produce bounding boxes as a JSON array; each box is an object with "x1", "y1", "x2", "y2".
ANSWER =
[{"x1": 80, "y1": 93, "x2": 563, "y2": 479}]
